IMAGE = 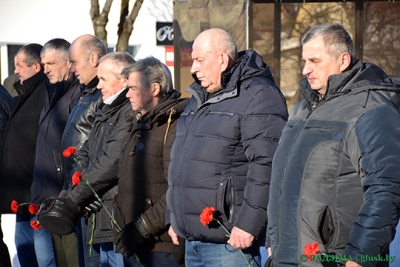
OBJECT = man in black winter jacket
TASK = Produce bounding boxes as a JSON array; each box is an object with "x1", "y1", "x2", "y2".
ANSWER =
[
  {"x1": 59, "y1": 34, "x2": 107, "y2": 267},
  {"x1": 31, "y1": 38, "x2": 81, "y2": 267},
  {"x1": 0, "y1": 43, "x2": 53, "y2": 267},
  {"x1": 268, "y1": 24, "x2": 400, "y2": 267},
  {"x1": 0, "y1": 84, "x2": 12, "y2": 267},
  {"x1": 66, "y1": 52, "x2": 135, "y2": 267}
]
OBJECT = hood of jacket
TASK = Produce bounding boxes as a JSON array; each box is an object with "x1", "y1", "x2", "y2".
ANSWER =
[
  {"x1": 189, "y1": 49, "x2": 276, "y2": 101},
  {"x1": 300, "y1": 60, "x2": 400, "y2": 111},
  {"x1": 125, "y1": 89, "x2": 186, "y2": 126}
]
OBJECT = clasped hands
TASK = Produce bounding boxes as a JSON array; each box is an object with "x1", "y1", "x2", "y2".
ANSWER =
[{"x1": 169, "y1": 225, "x2": 254, "y2": 250}]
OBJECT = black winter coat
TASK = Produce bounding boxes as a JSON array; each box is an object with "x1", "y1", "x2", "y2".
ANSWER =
[
  {"x1": 268, "y1": 61, "x2": 400, "y2": 267},
  {"x1": 61, "y1": 77, "x2": 103, "y2": 187},
  {"x1": 114, "y1": 90, "x2": 188, "y2": 253},
  {"x1": 0, "y1": 72, "x2": 48, "y2": 213},
  {"x1": 0, "y1": 85, "x2": 12, "y2": 146},
  {"x1": 166, "y1": 50, "x2": 288, "y2": 244},
  {"x1": 30, "y1": 75, "x2": 80, "y2": 204},
  {"x1": 68, "y1": 89, "x2": 131, "y2": 244}
]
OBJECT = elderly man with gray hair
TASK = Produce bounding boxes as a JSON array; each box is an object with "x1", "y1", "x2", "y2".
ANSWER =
[
  {"x1": 66, "y1": 51, "x2": 135, "y2": 266},
  {"x1": 31, "y1": 38, "x2": 81, "y2": 267}
]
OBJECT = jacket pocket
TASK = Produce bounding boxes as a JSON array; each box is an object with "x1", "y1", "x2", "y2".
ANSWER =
[
  {"x1": 52, "y1": 149, "x2": 63, "y2": 186},
  {"x1": 99, "y1": 198, "x2": 114, "y2": 231},
  {"x1": 216, "y1": 176, "x2": 234, "y2": 224},
  {"x1": 318, "y1": 206, "x2": 335, "y2": 247}
]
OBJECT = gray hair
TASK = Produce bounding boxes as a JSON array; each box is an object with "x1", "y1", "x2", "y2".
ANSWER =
[
  {"x1": 41, "y1": 38, "x2": 70, "y2": 62},
  {"x1": 302, "y1": 23, "x2": 356, "y2": 63},
  {"x1": 99, "y1": 52, "x2": 136, "y2": 78},
  {"x1": 121, "y1": 56, "x2": 173, "y2": 98},
  {"x1": 18, "y1": 43, "x2": 43, "y2": 67}
]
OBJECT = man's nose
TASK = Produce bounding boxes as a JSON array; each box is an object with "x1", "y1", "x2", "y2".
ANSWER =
[
  {"x1": 190, "y1": 61, "x2": 198, "y2": 74},
  {"x1": 302, "y1": 63, "x2": 311, "y2": 76}
]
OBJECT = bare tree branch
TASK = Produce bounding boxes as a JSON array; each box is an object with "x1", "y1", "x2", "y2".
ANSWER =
[
  {"x1": 90, "y1": 0, "x2": 114, "y2": 48},
  {"x1": 116, "y1": 0, "x2": 144, "y2": 52}
]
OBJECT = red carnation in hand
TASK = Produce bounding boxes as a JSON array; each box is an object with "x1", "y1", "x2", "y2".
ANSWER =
[
  {"x1": 200, "y1": 206, "x2": 215, "y2": 226},
  {"x1": 304, "y1": 242, "x2": 320, "y2": 261},
  {"x1": 72, "y1": 171, "x2": 83, "y2": 186},
  {"x1": 29, "y1": 204, "x2": 39, "y2": 215},
  {"x1": 63, "y1": 146, "x2": 77, "y2": 158},
  {"x1": 30, "y1": 220, "x2": 41, "y2": 230},
  {"x1": 10, "y1": 200, "x2": 19, "y2": 213}
]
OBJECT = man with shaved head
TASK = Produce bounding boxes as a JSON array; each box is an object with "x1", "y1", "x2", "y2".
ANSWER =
[
  {"x1": 166, "y1": 28, "x2": 288, "y2": 266},
  {"x1": 59, "y1": 34, "x2": 106, "y2": 267}
]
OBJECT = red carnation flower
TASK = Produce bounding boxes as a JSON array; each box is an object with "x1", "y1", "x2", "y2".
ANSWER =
[
  {"x1": 31, "y1": 220, "x2": 41, "y2": 230},
  {"x1": 29, "y1": 204, "x2": 39, "y2": 215},
  {"x1": 72, "y1": 171, "x2": 83, "y2": 186},
  {"x1": 200, "y1": 206, "x2": 215, "y2": 226},
  {"x1": 63, "y1": 146, "x2": 77, "y2": 158},
  {"x1": 304, "y1": 242, "x2": 320, "y2": 261},
  {"x1": 10, "y1": 200, "x2": 19, "y2": 213}
]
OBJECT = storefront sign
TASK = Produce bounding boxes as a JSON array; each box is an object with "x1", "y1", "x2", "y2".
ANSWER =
[{"x1": 156, "y1": 22, "x2": 173, "y2": 46}]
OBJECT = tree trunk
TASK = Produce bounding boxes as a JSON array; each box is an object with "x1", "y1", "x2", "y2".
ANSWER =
[
  {"x1": 116, "y1": 0, "x2": 144, "y2": 52},
  {"x1": 90, "y1": 0, "x2": 114, "y2": 48},
  {"x1": 118, "y1": 0, "x2": 130, "y2": 37}
]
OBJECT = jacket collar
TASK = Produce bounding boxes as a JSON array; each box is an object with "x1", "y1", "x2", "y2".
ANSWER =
[
  {"x1": 14, "y1": 71, "x2": 47, "y2": 96},
  {"x1": 108, "y1": 88, "x2": 129, "y2": 108},
  {"x1": 81, "y1": 76, "x2": 99, "y2": 95}
]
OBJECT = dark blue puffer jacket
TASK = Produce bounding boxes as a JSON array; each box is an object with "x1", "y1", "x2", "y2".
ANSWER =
[
  {"x1": 31, "y1": 75, "x2": 81, "y2": 204},
  {"x1": 268, "y1": 60, "x2": 400, "y2": 267},
  {"x1": 167, "y1": 49, "x2": 288, "y2": 244}
]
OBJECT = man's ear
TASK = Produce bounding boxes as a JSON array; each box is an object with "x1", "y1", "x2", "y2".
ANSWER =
[
  {"x1": 33, "y1": 62, "x2": 42, "y2": 74},
  {"x1": 151, "y1": 82, "x2": 161, "y2": 97},
  {"x1": 67, "y1": 60, "x2": 72, "y2": 70},
  {"x1": 219, "y1": 52, "x2": 230, "y2": 72},
  {"x1": 339, "y1": 52, "x2": 351, "y2": 72},
  {"x1": 89, "y1": 52, "x2": 100, "y2": 67}
]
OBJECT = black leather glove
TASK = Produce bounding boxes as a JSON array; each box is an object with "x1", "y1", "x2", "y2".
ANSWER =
[
  {"x1": 114, "y1": 221, "x2": 147, "y2": 258},
  {"x1": 66, "y1": 196, "x2": 86, "y2": 216},
  {"x1": 84, "y1": 200, "x2": 102, "y2": 213}
]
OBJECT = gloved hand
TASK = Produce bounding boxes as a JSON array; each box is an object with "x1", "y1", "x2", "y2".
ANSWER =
[
  {"x1": 66, "y1": 196, "x2": 86, "y2": 216},
  {"x1": 84, "y1": 200, "x2": 102, "y2": 213},
  {"x1": 114, "y1": 221, "x2": 147, "y2": 258}
]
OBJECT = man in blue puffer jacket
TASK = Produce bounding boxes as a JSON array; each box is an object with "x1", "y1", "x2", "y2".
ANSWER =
[
  {"x1": 166, "y1": 28, "x2": 288, "y2": 266},
  {"x1": 268, "y1": 24, "x2": 400, "y2": 267}
]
